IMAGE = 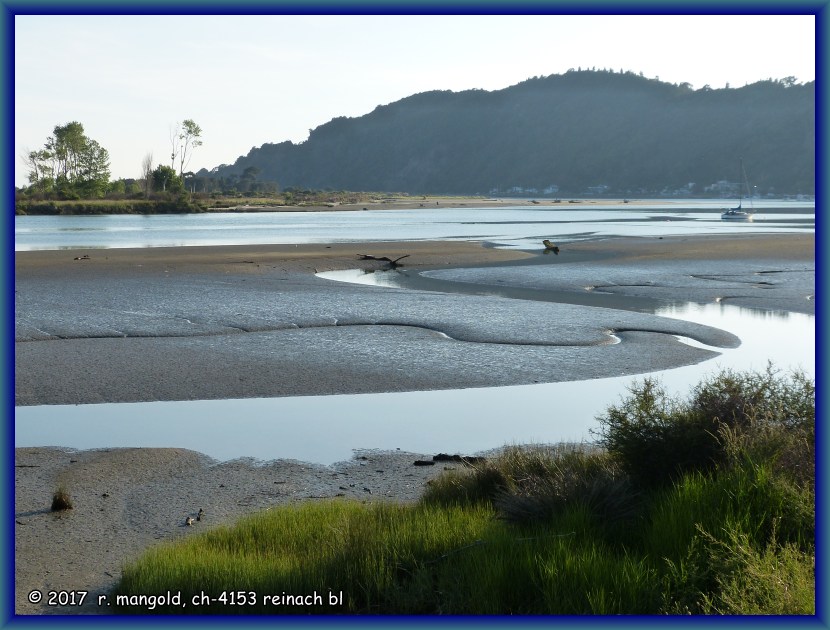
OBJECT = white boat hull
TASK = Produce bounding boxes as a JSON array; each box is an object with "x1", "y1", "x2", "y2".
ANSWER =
[{"x1": 721, "y1": 210, "x2": 754, "y2": 221}]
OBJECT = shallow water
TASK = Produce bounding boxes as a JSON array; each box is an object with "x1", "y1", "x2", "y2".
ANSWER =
[
  {"x1": 14, "y1": 301, "x2": 813, "y2": 465},
  {"x1": 14, "y1": 201, "x2": 814, "y2": 251}
]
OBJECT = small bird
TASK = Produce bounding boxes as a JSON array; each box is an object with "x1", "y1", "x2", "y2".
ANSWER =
[
  {"x1": 185, "y1": 516, "x2": 194, "y2": 526},
  {"x1": 197, "y1": 508, "x2": 204, "y2": 522}
]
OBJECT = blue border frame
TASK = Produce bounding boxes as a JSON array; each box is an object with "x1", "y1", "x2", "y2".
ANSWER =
[
  {"x1": 815, "y1": 0, "x2": 827, "y2": 626},
  {"x1": 3, "y1": 2, "x2": 824, "y2": 629}
]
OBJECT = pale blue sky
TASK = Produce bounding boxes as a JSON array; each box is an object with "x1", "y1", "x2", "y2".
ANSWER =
[{"x1": 14, "y1": 14, "x2": 816, "y2": 187}]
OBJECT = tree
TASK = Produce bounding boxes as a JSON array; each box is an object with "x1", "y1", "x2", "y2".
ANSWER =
[
  {"x1": 22, "y1": 148, "x2": 54, "y2": 193},
  {"x1": 240, "y1": 166, "x2": 260, "y2": 192},
  {"x1": 170, "y1": 119, "x2": 203, "y2": 177},
  {"x1": 141, "y1": 152, "x2": 154, "y2": 199},
  {"x1": 23, "y1": 121, "x2": 110, "y2": 198},
  {"x1": 151, "y1": 165, "x2": 183, "y2": 194},
  {"x1": 49, "y1": 121, "x2": 87, "y2": 181},
  {"x1": 76, "y1": 139, "x2": 110, "y2": 197}
]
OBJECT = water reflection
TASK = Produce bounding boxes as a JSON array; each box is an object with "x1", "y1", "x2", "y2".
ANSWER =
[
  {"x1": 318, "y1": 268, "x2": 410, "y2": 289},
  {"x1": 15, "y1": 301, "x2": 813, "y2": 465},
  {"x1": 15, "y1": 203, "x2": 814, "y2": 251}
]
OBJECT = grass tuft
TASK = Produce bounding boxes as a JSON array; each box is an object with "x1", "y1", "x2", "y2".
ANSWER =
[{"x1": 51, "y1": 486, "x2": 73, "y2": 511}]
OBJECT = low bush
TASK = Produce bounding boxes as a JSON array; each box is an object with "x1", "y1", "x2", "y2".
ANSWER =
[
  {"x1": 594, "y1": 366, "x2": 814, "y2": 489},
  {"x1": 661, "y1": 523, "x2": 815, "y2": 614},
  {"x1": 51, "y1": 486, "x2": 73, "y2": 511}
]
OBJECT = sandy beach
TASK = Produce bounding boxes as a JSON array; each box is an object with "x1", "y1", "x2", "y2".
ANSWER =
[{"x1": 13, "y1": 231, "x2": 814, "y2": 614}]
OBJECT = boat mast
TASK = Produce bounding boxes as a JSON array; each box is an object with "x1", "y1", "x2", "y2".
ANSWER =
[
  {"x1": 737, "y1": 157, "x2": 743, "y2": 210},
  {"x1": 740, "y1": 157, "x2": 754, "y2": 213}
]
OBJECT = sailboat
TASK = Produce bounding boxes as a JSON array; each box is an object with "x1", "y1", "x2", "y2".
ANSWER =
[{"x1": 721, "y1": 158, "x2": 755, "y2": 221}]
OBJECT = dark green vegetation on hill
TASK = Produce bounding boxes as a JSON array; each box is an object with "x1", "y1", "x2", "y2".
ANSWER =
[
  {"x1": 205, "y1": 70, "x2": 814, "y2": 197},
  {"x1": 113, "y1": 367, "x2": 814, "y2": 615}
]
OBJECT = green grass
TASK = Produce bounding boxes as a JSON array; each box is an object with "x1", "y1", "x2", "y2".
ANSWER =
[
  {"x1": 113, "y1": 368, "x2": 814, "y2": 615},
  {"x1": 114, "y1": 499, "x2": 668, "y2": 615}
]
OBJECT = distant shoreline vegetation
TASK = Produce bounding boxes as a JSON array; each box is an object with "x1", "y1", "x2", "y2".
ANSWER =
[
  {"x1": 14, "y1": 190, "x2": 815, "y2": 216},
  {"x1": 15, "y1": 199, "x2": 208, "y2": 216},
  {"x1": 13, "y1": 191, "x2": 406, "y2": 215}
]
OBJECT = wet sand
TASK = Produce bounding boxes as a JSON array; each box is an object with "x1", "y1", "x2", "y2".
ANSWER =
[
  {"x1": 13, "y1": 232, "x2": 815, "y2": 615},
  {"x1": 15, "y1": 236, "x2": 769, "y2": 406}
]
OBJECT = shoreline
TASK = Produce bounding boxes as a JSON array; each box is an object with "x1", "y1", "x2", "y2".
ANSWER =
[
  {"x1": 16, "y1": 195, "x2": 816, "y2": 219},
  {"x1": 220, "y1": 196, "x2": 676, "y2": 212},
  {"x1": 15, "y1": 195, "x2": 732, "y2": 216},
  {"x1": 14, "y1": 232, "x2": 815, "y2": 614},
  {"x1": 14, "y1": 230, "x2": 815, "y2": 272},
  {"x1": 14, "y1": 239, "x2": 536, "y2": 274}
]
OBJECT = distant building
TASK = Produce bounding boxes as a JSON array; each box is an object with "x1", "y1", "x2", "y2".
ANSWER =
[
  {"x1": 705, "y1": 180, "x2": 739, "y2": 196},
  {"x1": 585, "y1": 185, "x2": 610, "y2": 195}
]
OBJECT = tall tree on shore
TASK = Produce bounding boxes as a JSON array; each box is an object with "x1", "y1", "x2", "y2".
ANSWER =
[
  {"x1": 22, "y1": 147, "x2": 54, "y2": 192},
  {"x1": 23, "y1": 121, "x2": 110, "y2": 198},
  {"x1": 76, "y1": 138, "x2": 110, "y2": 197},
  {"x1": 170, "y1": 119, "x2": 203, "y2": 178},
  {"x1": 141, "y1": 152, "x2": 154, "y2": 199}
]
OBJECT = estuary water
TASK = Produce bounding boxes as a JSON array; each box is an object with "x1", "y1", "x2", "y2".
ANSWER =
[
  {"x1": 14, "y1": 303, "x2": 814, "y2": 464},
  {"x1": 14, "y1": 201, "x2": 816, "y2": 464},
  {"x1": 14, "y1": 200, "x2": 814, "y2": 251}
]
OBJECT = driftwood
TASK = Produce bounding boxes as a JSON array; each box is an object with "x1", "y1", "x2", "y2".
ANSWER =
[
  {"x1": 542, "y1": 240, "x2": 560, "y2": 254},
  {"x1": 357, "y1": 254, "x2": 410, "y2": 267},
  {"x1": 433, "y1": 453, "x2": 486, "y2": 466}
]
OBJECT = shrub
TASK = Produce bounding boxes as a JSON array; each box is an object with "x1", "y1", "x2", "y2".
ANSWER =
[
  {"x1": 593, "y1": 377, "x2": 720, "y2": 487},
  {"x1": 662, "y1": 523, "x2": 815, "y2": 615},
  {"x1": 690, "y1": 365, "x2": 814, "y2": 432},
  {"x1": 421, "y1": 444, "x2": 587, "y2": 508},
  {"x1": 595, "y1": 367, "x2": 815, "y2": 489},
  {"x1": 51, "y1": 486, "x2": 73, "y2": 511},
  {"x1": 493, "y1": 449, "x2": 640, "y2": 529},
  {"x1": 421, "y1": 445, "x2": 641, "y2": 537}
]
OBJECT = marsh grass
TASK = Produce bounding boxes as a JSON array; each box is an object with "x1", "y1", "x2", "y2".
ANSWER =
[
  {"x1": 114, "y1": 367, "x2": 814, "y2": 615},
  {"x1": 115, "y1": 498, "x2": 667, "y2": 615}
]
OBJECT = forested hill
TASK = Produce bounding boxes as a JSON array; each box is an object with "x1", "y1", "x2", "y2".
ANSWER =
[{"x1": 201, "y1": 70, "x2": 815, "y2": 196}]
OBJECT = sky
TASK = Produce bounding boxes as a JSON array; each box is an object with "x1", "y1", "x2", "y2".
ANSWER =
[{"x1": 14, "y1": 13, "x2": 816, "y2": 188}]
